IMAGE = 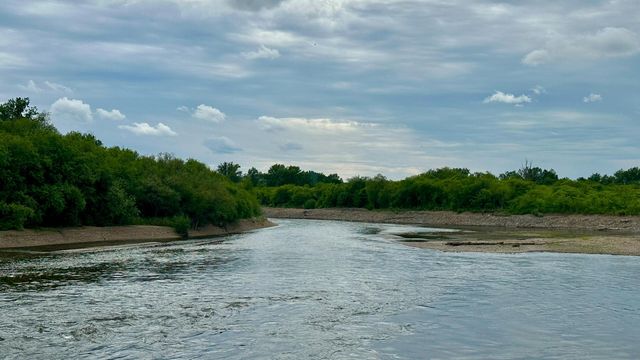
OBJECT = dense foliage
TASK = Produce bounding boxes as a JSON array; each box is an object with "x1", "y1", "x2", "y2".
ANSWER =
[
  {"x1": 251, "y1": 166, "x2": 640, "y2": 216},
  {"x1": 0, "y1": 98, "x2": 260, "y2": 231}
]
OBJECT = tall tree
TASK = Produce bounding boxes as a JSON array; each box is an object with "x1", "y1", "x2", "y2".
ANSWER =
[{"x1": 217, "y1": 162, "x2": 242, "y2": 182}]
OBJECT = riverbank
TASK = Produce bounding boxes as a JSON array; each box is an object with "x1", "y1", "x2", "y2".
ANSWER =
[
  {"x1": 264, "y1": 208, "x2": 640, "y2": 255},
  {"x1": 0, "y1": 218, "x2": 275, "y2": 250}
]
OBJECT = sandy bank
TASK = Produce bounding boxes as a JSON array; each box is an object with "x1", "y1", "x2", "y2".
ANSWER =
[
  {"x1": 0, "y1": 218, "x2": 274, "y2": 250},
  {"x1": 264, "y1": 207, "x2": 640, "y2": 231},
  {"x1": 264, "y1": 208, "x2": 640, "y2": 256}
]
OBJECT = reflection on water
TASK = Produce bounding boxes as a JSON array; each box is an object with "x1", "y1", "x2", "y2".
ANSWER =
[{"x1": 1, "y1": 219, "x2": 639, "y2": 359}]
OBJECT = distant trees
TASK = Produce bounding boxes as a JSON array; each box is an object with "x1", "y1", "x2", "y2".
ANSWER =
[
  {"x1": 252, "y1": 163, "x2": 640, "y2": 216},
  {"x1": 221, "y1": 163, "x2": 343, "y2": 188},
  {"x1": 499, "y1": 161, "x2": 558, "y2": 185}
]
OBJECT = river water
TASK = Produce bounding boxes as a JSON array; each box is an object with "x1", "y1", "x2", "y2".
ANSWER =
[{"x1": 1, "y1": 219, "x2": 639, "y2": 359}]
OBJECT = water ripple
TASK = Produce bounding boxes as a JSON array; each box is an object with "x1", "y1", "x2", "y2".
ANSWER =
[{"x1": 1, "y1": 219, "x2": 639, "y2": 359}]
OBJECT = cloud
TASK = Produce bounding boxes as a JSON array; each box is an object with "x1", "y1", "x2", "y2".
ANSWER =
[
  {"x1": 483, "y1": 91, "x2": 532, "y2": 105},
  {"x1": 279, "y1": 142, "x2": 303, "y2": 152},
  {"x1": 18, "y1": 80, "x2": 42, "y2": 93},
  {"x1": 583, "y1": 93, "x2": 602, "y2": 103},
  {"x1": 118, "y1": 122, "x2": 177, "y2": 136},
  {"x1": 44, "y1": 81, "x2": 72, "y2": 93},
  {"x1": 242, "y1": 45, "x2": 280, "y2": 60},
  {"x1": 193, "y1": 104, "x2": 226, "y2": 123},
  {"x1": 96, "y1": 108, "x2": 126, "y2": 121},
  {"x1": 19, "y1": 80, "x2": 72, "y2": 93},
  {"x1": 228, "y1": 0, "x2": 285, "y2": 12},
  {"x1": 522, "y1": 27, "x2": 640, "y2": 66},
  {"x1": 246, "y1": 114, "x2": 460, "y2": 179},
  {"x1": 176, "y1": 106, "x2": 190, "y2": 112},
  {"x1": 531, "y1": 85, "x2": 546, "y2": 95},
  {"x1": 204, "y1": 136, "x2": 241, "y2": 154},
  {"x1": 258, "y1": 116, "x2": 371, "y2": 133},
  {"x1": 50, "y1": 97, "x2": 93, "y2": 123},
  {"x1": 522, "y1": 49, "x2": 551, "y2": 66}
]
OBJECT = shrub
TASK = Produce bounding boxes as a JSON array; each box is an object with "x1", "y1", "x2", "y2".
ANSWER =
[
  {"x1": 0, "y1": 202, "x2": 34, "y2": 230},
  {"x1": 303, "y1": 199, "x2": 316, "y2": 209}
]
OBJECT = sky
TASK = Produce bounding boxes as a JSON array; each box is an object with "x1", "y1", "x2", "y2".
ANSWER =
[{"x1": 1, "y1": 0, "x2": 639, "y2": 179}]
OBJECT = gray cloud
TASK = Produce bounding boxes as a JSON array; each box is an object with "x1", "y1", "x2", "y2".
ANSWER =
[
  {"x1": 204, "y1": 136, "x2": 242, "y2": 154},
  {"x1": 228, "y1": 0, "x2": 286, "y2": 12},
  {"x1": 242, "y1": 45, "x2": 280, "y2": 60},
  {"x1": 523, "y1": 27, "x2": 640, "y2": 66},
  {"x1": 279, "y1": 142, "x2": 303, "y2": 152},
  {"x1": 2, "y1": 0, "x2": 639, "y2": 179}
]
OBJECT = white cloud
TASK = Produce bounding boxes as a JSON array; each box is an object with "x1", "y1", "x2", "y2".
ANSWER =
[
  {"x1": 522, "y1": 49, "x2": 551, "y2": 66},
  {"x1": 177, "y1": 106, "x2": 190, "y2": 112},
  {"x1": 531, "y1": 85, "x2": 546, "y2": 95},
  {"x1": 19, "y1": 80, "x2": 72, "y2": 93},
  {"x1": 583, "y1": 93, "x2": 602, "y2": 103},
  {"x1": 483, "y1": 91, "x2": 532, "y2": 105},
  {"x1": 204, "y1": 136, "x2": 241, "y2": 153},
  {"x1": 44, "y1": 81, "x2": 72, "y2": 93},
  {"x1": 96, "y1": 108, "x2": 126, "y2": 121},
  {"x1": 242, "y1": 44, "x2": 280, "y2": 60},
  {"x1": 244, "y1": 114, "x2": 460, "y2": 179},
  {"x1": 232, "y1": 29, "x2": 303, "y2": 48},
  {"x1": 50, "y1": 97, "x2": 93, "y2": 123},
  {"x1": 118, "y1": 122, "x2": 177, "y2": 136},
  {"x1": 0, "y1": 52, "x2": 25, "y2": 69},
  {"x1": 193, "y1": 104, "x2": 226, "y2": 123},
  {"x1": 258, "y1": 115, "x2": 371, "y2": 133},
  {"x1": 18, "y1": 80, "x2": 43, "y2": 93},
  {"x1": 522, "y1": 27, "x2": 640, "y2": 66}
]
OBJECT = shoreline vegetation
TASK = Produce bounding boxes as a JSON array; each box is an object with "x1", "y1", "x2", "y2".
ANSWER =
[
  {"x1": 264, "y1": 208, "x2": 640, "y2": 256},
  {"x1": 1, "y1": 98, "x2": 261, "y2": 238},
  {"x1": 3, "y1": 97, "x2": 640, "y2": 254}
]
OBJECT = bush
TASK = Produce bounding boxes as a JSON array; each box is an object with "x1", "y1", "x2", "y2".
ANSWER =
[
  {"x1": 0, "y1": 202, "x2": 34, "y2": 230},
  {"x1": 171, "y1": 215, "x2": 191, "y2": 239},
  {"x1": 303, "y1": 199, "x2": 316, "y2": 209}
]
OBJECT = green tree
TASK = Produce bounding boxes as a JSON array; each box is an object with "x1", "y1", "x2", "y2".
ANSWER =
[{"x1": 217, "y1": 162, "x2": 242, "y2": 182}]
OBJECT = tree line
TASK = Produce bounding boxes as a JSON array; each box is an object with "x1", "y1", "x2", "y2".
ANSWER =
[
  {"x1": 217, "y1": 162, "x2": 640, "y2": 216},
  {"x1": 0, "y1": 98, "x2": 260, "y2": 232}
]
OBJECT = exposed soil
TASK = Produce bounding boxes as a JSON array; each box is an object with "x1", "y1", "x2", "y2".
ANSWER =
[
  {"x1": 0, "y1": 218, "x2": 275, "y2": 250},
  {"x1": 264, "y1": 208, "x2": 640, "y2": 256}
]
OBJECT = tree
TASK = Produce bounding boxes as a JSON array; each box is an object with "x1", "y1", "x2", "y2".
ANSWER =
[
  {"x1": 499, "y1": 161, "x2": 558, "y2": 185},
  {"x1": 217, "y1": 162, "x2": 242, "y2": 182},
  {"x1": 0, "y1": 97, "x2": 50, "y2": 125},
  {"x1": 245, "y1": 167, "x2": 264, "y2": 186},
  {"x1": 614, "y1": 167, "x2": 640, "y2": 184}
]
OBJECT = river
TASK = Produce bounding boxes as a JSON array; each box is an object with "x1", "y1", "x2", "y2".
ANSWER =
[{"x1": 1, "y1": 219, "x2": 639, "y2": 359}]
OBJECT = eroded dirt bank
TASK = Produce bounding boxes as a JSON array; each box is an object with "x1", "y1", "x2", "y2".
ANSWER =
[{"x1": 0, "y1": 218, "x2": 274, "y2": 250}]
